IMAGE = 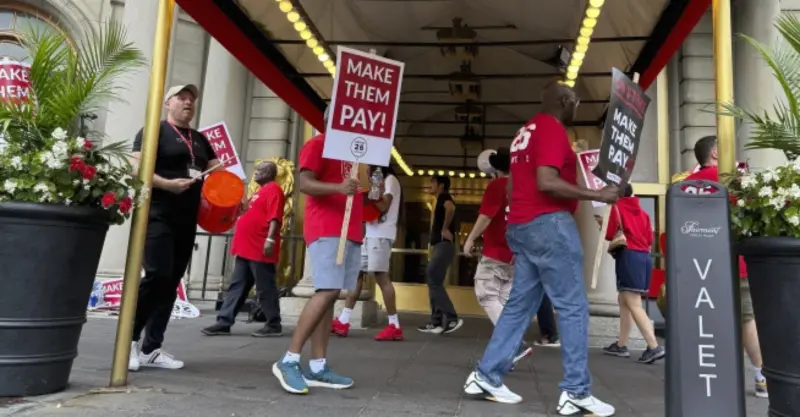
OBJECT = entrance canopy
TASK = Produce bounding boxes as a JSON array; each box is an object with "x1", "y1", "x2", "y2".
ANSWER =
[{"x1": 177, "y1": 0, "x2": 710, "y2": 174}]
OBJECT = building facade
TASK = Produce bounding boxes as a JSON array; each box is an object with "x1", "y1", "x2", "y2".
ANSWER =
[{"x1": 3, "y1": 0, "x2": 791, "y2": 320}]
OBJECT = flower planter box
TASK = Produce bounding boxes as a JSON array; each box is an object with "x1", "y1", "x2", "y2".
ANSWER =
[{"x1": 0, "y1": 202, "x2": 108, "y2": 396}]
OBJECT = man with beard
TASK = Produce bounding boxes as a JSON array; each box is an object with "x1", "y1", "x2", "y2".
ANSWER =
[
  {"x1": 462, "y1": 81, "x2": 618, "y2": 416},
  {"x1": 129, "y1": 84, "x2": 221, "y2": 371}
]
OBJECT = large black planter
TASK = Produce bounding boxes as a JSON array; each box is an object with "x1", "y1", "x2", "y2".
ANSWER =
[
  {"x1": 739, "y1": 237, "x2": 800, "y2": 417},
  {"x1": 0, "y1": 202, "x2": 109, "y2": 397}
]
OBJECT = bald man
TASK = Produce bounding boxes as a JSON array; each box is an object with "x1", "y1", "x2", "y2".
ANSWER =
[
  {"x1": 463, "y1": 81, "x2": 619, "y2": 416},
  {"x1": 202, "y1": 161, "x2": 285, "y2": 338}
]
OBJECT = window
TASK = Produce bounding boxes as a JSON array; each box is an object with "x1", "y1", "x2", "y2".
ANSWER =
[{"x1": 0, "y1": 7, "x2": 65, "y2": 63}]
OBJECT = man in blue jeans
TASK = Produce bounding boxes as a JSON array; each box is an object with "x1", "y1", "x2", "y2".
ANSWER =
[{"x1": 463, "y1": 81, "x2": 619, "y2": 416}]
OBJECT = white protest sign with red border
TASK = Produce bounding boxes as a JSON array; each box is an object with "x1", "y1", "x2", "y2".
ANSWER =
[
  {"x1": 324, "y1": 47, "x2": 405, "y2": 166},
  {"x1": 577, "y1": 149, "x2": 608, "y2": 208},
  {"x1": 199, "y1": 121, "x2": 245, "y2": 179}
]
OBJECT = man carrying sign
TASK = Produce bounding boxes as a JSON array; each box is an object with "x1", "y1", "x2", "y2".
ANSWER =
[
  {"x1": 463, "y1": 82, "x2": 618, "y2": 416},
  {"x1": 272, "y1": 108, "x2": 362, "y2": 395}
]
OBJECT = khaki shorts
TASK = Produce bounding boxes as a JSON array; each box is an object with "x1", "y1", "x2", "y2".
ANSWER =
[
  {"x1": 474, "y1": 256, "x2": 514, "y2": 306},
  {"x1": 741, "y1": 279, "x2": 754, "y2": 323},
  {"x1": 361, "y1": 237, "x2": 393, "y2": 273}
]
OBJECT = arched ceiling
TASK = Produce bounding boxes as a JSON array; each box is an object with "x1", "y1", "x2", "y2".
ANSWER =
[{"x1": 235, "y1": 0, "x2": 670, "y2": 170}]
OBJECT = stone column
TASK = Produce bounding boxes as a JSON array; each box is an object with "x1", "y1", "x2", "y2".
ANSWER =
[
  {"x1": 96, "y1": 0, "x2": 159, "y2": 277},
  {"x1": 187, "y1": 38, "x2": 249, "y2": 299},
  {"x1": 733, "y1": 0, "x2": 786, "y2": 170}
]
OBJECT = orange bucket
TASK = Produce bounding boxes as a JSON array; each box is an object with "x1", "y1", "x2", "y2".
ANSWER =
[{"x1": 197, "y1": 170, "x2": 245, "y2": 234}]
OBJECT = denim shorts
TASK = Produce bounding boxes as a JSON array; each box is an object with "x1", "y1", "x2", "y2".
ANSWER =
[
  {"x1": 307, "y1": 237, "x2": 361, "y2": 291},
  {"x1": 615, "y1": 249, "x2": 653, "y2": 293}
]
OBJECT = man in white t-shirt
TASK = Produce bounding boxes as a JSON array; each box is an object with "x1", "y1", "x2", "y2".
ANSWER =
[{"x1": 332, "y1": 165, "x2": 403, "y2": 341}]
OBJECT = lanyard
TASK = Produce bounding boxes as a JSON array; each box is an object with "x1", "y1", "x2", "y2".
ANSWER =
[{"x1": 168, "y1": 122, "x2": 195, "y2": 165}]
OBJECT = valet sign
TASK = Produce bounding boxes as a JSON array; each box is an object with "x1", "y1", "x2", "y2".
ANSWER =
[{"x1": 324, "y1": 47, "x2": 405, "y2": 166}]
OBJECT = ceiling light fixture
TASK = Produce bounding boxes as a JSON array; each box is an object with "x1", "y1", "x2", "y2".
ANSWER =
[{"x1": 277, "y1": 1, "x2": 414, "y2": 176}]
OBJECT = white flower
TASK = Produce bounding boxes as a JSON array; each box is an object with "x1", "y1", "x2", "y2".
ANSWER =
[
  {"x1": 33, "y1": 182, "x2": 53, "y2": 202},
  {"x1": 3, "y1": 179, "x2": 17, "y2": 193},
  {"x1": 65, "y1": 198, "x2": 72, "y2": 205},
  {"x1": 51, "y1": 127, "x2": 68, "y2": 141},
  {"x1": 769, "y1": 197, "x2": 784, "y2": 210},
  {"x1": 789, "y1": 216, "x2": 800, "y2": 226},
  {"x1": 137, "y1": 184, "x2": 150, "y2": 204},
  {"x1": 10, "y1": 156, "x2": 22, "y2": 170},
  {"x1": 740, "y1": 174, "x2": 757, "y2": 189},
  {"x1": 75, "y1": 137, "x2": 86, "y2": 150},
  {"x1": 758, "y1": 186, "x2": 774, "y2": 198},
  {"x1": 761, "y1": 169, "x2": 777, "y2": 184},
  {"x1": 737, "y1": 199, "x2": 745, "y2": 207},
  {"x1": 39, "y1": 151, "x2": 64, "y2": 169},
  {"x1": 52, "y1": 141, "x2": 69, "y2": 158}
]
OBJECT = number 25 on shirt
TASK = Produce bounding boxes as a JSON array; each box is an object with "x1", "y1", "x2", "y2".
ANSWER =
[{"x1": 511, "y1": 123, "x2": 536, "y2": 153}]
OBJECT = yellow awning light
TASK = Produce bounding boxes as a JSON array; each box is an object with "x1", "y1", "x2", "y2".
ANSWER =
[
  {"x1": 564, "y1": 0, "x2": 605, "y2": 87},
  {"x1": 469, "y1": 173, "x2": 476, "y2": 178},
  {"x1": 278, "y1": 1, "x2": 293, "y2": 13},
  {"x1": 428, "y1": 170, "x2": 435, "y2": 175},
  {"x1": 459, "y1": 172, "x2": 466, "y2": 178},
  {"x1": 448, "y1": 171, "x2": 456, "y2": 176},
  {"x1": 586, "y1": 7, "x2": 601, "y2": 18},
  {"x1": 275, "y1": 0, "x2": 414, "y2": 175},
  {"x1": 417, "y1": 169, "x2": 425, "y2": 175},
  {"x1": 437, "y1": 170, "x2": 445, "y2": 176}
]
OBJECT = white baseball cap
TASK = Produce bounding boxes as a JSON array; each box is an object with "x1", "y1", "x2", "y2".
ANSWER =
[{"x1": 164, "y1": 84, "x2": 199, "y2": 103}]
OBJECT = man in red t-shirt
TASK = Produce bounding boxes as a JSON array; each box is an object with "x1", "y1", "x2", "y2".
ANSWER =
[
  {"x1": 202, "y1": 161, "x2": 284, "y2": 338},
  {"x1": 463, "y1": 147, "x2": 558, "y2": 364},
  {"x1": 683, "y1": 135, "x2": 768, "y2": 399},
  {"x1": 273, "y1": 108, "x2": 362, "y2": 395},
  {"x1": 463, "y1": 82, "x2": 618, "y2": 417}
]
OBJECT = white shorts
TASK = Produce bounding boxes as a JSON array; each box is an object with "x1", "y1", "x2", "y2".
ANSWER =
[{"x1": 360, "y1": 237, "x2": 393, "y2": 273}]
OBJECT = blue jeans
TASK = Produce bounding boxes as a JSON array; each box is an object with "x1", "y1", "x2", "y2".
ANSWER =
[{"x1": 476, "y1": 211, "x2": 591, "y2": 397}]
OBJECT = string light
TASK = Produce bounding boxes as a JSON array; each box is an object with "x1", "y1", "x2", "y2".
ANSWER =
[
  {"x1": 564, "y1": 1, "x2": 606, "y2": 88},
  {"x1": 276, "y1": 0, "x2": 414, "y2": 176}
]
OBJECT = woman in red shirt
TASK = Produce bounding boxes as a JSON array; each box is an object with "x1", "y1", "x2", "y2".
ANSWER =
[{"x1": 598, "y1": 184, "x2": 665, "y2": 364}]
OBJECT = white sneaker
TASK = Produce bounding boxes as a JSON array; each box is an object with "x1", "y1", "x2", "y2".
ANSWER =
[
  {"x1": 128, "y1": 342, "x2": 140, "y2": 372},
  {"x1": 556, "y1": 391, "x2": 615, "y2": 416},
  {"x1": 139, "y1": 349, "x2": 184, "y2": 370},
  {"x1": 463, "y1": 371, "x2": 522, "y2": 404}
]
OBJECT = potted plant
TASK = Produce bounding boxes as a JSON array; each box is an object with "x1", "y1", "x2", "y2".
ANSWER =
[
  {"x1": 0, "y1": 22, "x2": 145, "y2": 396},
  {"x1": 719, "y1": 13, "x2": 800, "y2": 417}
]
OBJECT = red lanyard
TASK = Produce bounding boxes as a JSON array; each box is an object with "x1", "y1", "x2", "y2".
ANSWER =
[{"x1": 168, "y1": 122, "x2": 195, "y2": 165}]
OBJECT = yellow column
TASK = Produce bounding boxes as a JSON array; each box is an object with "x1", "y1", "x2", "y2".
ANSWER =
[
  {"x1": 657, "y1": 69, "x2": 669, "y2": 263},
  {"x1": 713, "y1": 0, "x2": 736, "y2": 174},
  {"x1": 109, "y1": 0, "x2": 175, "y2": 387}
]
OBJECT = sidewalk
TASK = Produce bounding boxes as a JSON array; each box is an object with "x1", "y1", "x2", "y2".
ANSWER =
[{"x1": 4, "y1": 312, "x2": 768, "y2": 417}]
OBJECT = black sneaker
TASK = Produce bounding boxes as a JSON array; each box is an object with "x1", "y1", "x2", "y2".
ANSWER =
[
  {"x1": 417, "y1": 323, "x2": 443, "y2": 334},
  {"x1": 602, "y1": 341, "x2": 630, "y2": 358},
  {"x1": 637, "y1": 346, "x2": 665, "y2": 364},
  {"x1": 442, "y1": 318, "x2": 464, "y2": 335},
  {"x1": 201, "y1": 323, "x2": 231, "y2": 336},
  {"x1": 535, "y1": 335, "x2": 560, "y2": 347},
  {"x1": 251, "y1": 326, "x2": 283, "y2": 338}
]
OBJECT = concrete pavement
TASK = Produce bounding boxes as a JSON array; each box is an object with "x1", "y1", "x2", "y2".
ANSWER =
[{"x1": 2, "y1": 311, "x2": 768, "y2": 416}]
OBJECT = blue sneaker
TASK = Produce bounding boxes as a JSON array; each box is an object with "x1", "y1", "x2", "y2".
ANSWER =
[
  {"x1": 303, "y1": 365, "x2": 354, "y2": 389},
  {"x1": 272, "y1": 360, "x2": 309, "y2": 394}
]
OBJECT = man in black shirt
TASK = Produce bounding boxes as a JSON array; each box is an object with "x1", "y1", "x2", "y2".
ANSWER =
[
  {"x1": 419, "y1": 175, "x2": 462, "y2": 334},
  {"x1": 128, "y1": 84, "x2": 220, "y2": 371}
]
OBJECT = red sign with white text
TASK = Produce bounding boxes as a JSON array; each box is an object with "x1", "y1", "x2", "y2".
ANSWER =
[
  {"x1": 97, "y1": 278, "x2": 188, "y2": 309},
  {"x1": 324, "y1": 47, "x2": 405, "y2": 166},
  {"x1": 578, "y1": 150, "x2": 609, "y2": 208},
  {"x1": 199, "y1": 122, "x2": 245, "y2": 179},
  {"x1": 0, "y1": 59, "x2": 31, "y2": 104}
]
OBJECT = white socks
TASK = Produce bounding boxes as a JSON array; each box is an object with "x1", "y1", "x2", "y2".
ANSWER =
[
  {"x1": 309, "y1": 358, "x2": 327, "y2": 373},
  {"x1": 339, "y1": 308, "x2": 353, "y2": 325},
  {"x1": 388, "y1": 314, "x2": 400, "y2": 328},
  {"x1": 282, "y1": 351, "x2": 300, "y2": 363},
  {"x1": 755, "y1": 367, "x2": 766, "y2": 382}
]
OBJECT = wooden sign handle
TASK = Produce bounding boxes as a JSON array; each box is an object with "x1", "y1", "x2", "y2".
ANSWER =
[
  {"x1": 589, "y1": 71, "x2": 639, "y2": 289},
  {"x1": 336, "y1": 161, "x2": 360, "y2": 265}
]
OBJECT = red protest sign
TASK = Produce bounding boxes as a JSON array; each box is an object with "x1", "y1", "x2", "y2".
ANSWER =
[
  {"x1": 578, "y1": 150, "x2": 609, "y2": 208},
  {"x1": 199, "y1": 121, "x2": 245, "y2": 179},
  {"x1": 324, "y1": 47, "x2": 405, "y2": 166},
  {"x1": 0, "y1": 59, "x2": 31, "y2": 104}
]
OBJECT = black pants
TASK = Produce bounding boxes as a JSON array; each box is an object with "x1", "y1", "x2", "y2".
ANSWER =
[
  {"x1": 536, "y1": 294, "x2": 558, "y2": 339},
  {"x1": 133, "y1": 211, "x2": 196, "y2": 354},
  {"x1": 216, "y1": 257, "x2": 281, "y2": 330},
  {"x1": 426, "y1": 240, "x2": 458, "y2": 325}
]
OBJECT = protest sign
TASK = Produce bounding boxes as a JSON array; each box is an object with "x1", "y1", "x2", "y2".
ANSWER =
[
  {"x1": 199, "y1": 122, "x2": 245, "y2": 179},
  {"x1": 592, "y1": 68, "x2": 651, "y2": 186},
  {"x1": 0, "y1": 58, "x2": 31, "y2": 104},
  {"x1": 577, "y1": 149, "x2": 607, "y2": 208},
  {"x1": 89, "y1": 278, "x2": 198, "y2": 319},
  {"x1": 324, "y1": 47, "x2": 404, "y2": 166}
]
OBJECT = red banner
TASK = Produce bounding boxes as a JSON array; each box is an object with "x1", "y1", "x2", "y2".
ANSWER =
[{"x1": 0, "y1": 59, "x2": 31, "y2": 104}]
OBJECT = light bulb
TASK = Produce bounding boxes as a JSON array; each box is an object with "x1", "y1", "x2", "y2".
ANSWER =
[
  {"x1": 469, "y1": 173, "x2": 476, "y2": 178},
  {"x1": 577, "y1": 36, "x2": 590, "y2": 46},
  {"x1": 566, "y1": 72, "x2": 578, "y2": 80},
  {"x1": 579, "y1": 27, "x2": 593, "y2": 37},
  {"x1": 589, "y1": 0, "x2": 605, "y2": 7},
  {"x1": 278, "y1": 1, "x2": 293, "y2": 13},
  {"x1": 437, "y1": 170, "x2": 444, "y2": 175},
  {"x1": 567, "y1": 65, "x2": 579, "y2": 73},
  {"x1": 306, "y1": 38, "x2": 318, "y2": 48},
  {"x1": 572, "y1": 51, "x2": 585, "y2": 60},
  {"x1": 583, "y1": 17, "x2": 597, "y2": 28},
  {"x1": 294, "y1": 21, "x2": 307, "y2": 32},
  {"x1": 287, "y1": 11, "x2": 300, "y2": 23},
  {"x1": 428, "y1": 170, "x2": 435, "y2": 175},
  {"x1": 318, "y1": 53, "x2": 330, "y2": 62},
  {"x1": 586, "y1": 7, "x2": 601, "y2": 18},
  {"x1": 448, "y1": 171, "x2": 455, "y2": 176},
  {"x1": 300, "y1": 30, "x2": 312, "y2": 40},
  {"x1": 564, "y1": 80, "x2": 575, "y2": 87},
  {"x1": 576, "y1": 44, "x2": 588, "y2": 53},
  {"x1": 480, "y1": 172, "x2": 486, "y2": 177},
  {"x1": 417, "y1": 170, "x2": 425, "y2": 175},
  {"x1": 313, "y1": 46, "x2": 325, "y2": 55},
  {"x1": 459, "y1": 173, "x2": 466, "y2": 178},
  {"x1": 324, "y1": 60, "x2": 335, "y2": 68}
]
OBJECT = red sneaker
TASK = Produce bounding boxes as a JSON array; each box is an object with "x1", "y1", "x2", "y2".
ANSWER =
[
  {"x1": 331, "y1": 318, "x2": 350, "y2": 337},
  {"x1": 374, "y1": 324, "x2": 403, "y2": 341}
]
